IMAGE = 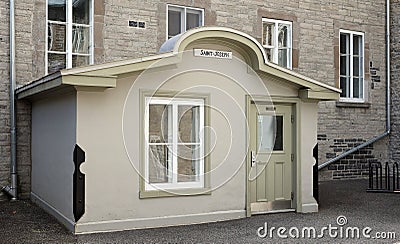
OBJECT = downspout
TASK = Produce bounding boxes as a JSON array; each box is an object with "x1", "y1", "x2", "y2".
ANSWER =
[
  {"x1": 2, "y1": 0, "x2": 17, "y2": 200},
  {"x1": 319, "y1": 0, "x2": 391, "y2": 170}
]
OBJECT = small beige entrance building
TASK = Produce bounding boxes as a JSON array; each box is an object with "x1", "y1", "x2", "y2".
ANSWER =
[{"x1": 17, "y1": 27, "x2": 340, "y2": 234}]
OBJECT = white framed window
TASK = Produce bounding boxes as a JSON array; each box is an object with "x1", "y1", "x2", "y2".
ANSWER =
[
  {"x1": 167, "y1": 4, "x2": 204, "y2": 39},
  {"x1": 46, "y1": 0, "x2": 94, "y2": 74},
  {"x1": 262, "y1": 18, "x2": 292, "y2": 69},
  {"x1": 144, "y1": 97, "x2": 205, "y2": 191},
  {"x1": 339, "y1": 30, "x2": 365, "y2": 102}
]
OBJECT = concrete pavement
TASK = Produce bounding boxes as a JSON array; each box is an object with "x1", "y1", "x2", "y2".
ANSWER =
[{"x1": 0, "y1": 179, "x2": 399, "y2": 243}]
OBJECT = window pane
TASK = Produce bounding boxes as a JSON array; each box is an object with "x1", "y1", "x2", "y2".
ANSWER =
[
  {"x1": 340, "y1": 55, "x2": 348, "y2": 76},
  {"x1": 265, "y1": 48, "x2": 273, "y2": 62},
  {"x1": 257, "y1": 115, "x2": 283, "y2": 152},
  {"x1": 186, "y1": 10, "x2": 201, "y2": 30},
  {"x1": 48, "y1": 0, "x2": 66, "y2": 22},
  {"x1": 278, "y1": 24, "x2": 289, "y2": 48},
  {"x1": 353, "y1": 35, "x2": 361, "y2": 55},
  {"x1": 73, "y1": 0, "x2": 90, "y2": 25},
  {"x1": 353, "y1": 78, "x2": 360, "y2": 98},
  {"x1": 168, "y1": 9, "x2": 182, "y2": 38},
  {"x1": 149, "y1": 104, "x2": 171, "y2": 143},
  {"x1": 48, "y1": 53, "x2": 66, "y2": 73},
  {"x1": 278, "y1": 49, "x2": 288, "y2": 68},
  {"x1": 353, "y1": 57, "x2": 360, "y2": 76},
  {"x1": 340, "y1": 77, "x2": 348, "y2": 98},
  {"x1": 262, "y1": 22, "x2": 274, "y2": 47},
  {"x1": 177, "y1": 145, "x2": 200, "y2": 182},
  {"x1": 178, "y1": 105, "x2": 200, "y2": 143},
  {"x1": 72, "y1": 55, "x2": 89, "y2": 67},
  {"x1": 72, "y1": 26, "x2": 90, "y2": 54},
  {"x1": 149, "y1": 145, "x2": 171, "y2": 183},
  {"x1": 340, "y1": 33, "x2": 348, "y2": 54},
  {"x1": 48, "y1": 23, "x2": 66, "y2": 52}
]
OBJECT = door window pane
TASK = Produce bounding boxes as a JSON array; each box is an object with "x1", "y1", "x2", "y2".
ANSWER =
[
  {"x1": 257, "y1": 115, "x2": 283, "y2": 152},
  {"x1": 274, "y1": 116, "x2": 283, "y2": 151}
]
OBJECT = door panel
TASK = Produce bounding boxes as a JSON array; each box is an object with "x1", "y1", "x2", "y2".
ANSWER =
[{"x1": 249, "y1": 103, "x2": 293, "y2": 213}]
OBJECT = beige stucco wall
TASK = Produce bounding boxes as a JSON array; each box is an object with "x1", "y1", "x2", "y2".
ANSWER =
[
  {"x1": 31, "y1": 92, "x2": 76, "y2": 225},
  {"x1": 73, "y1": 43, "x2": 319, "y2": 233},
  {"x1": 297, "y1": 101, "x2": 318, "y2": 213}
]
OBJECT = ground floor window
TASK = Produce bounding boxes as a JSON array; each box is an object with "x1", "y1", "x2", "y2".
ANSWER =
[{"x1": 144, "y1": 97, "x2": 205, "y2": 191}]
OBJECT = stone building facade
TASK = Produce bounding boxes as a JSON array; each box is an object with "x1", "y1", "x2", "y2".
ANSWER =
[
  {"x1": 0, "y1": 0, "x2": 391, "y2": 198},
  {"x1": 390, "y1": 0, "x2": 400, "y2": 164}
]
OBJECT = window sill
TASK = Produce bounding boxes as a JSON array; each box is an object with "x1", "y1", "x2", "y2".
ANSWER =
[
  {"x1": 139, "y1": 187, "x2": 212, "y2": 199},
  {"x1": 336, "y1": 101, "x2": 371, "y2": 108}
]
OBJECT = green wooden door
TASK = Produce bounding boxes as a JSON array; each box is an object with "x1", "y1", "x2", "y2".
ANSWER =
[{"x1": 249, "y1": 103, "x2": 293, "y2": 213}]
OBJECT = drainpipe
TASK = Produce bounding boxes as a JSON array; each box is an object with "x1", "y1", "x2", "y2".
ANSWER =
[
  {"x1": 2, "y1": 0, "x2": 17, "y2": 200},
  {"x1": 319, "y1": 0, "x2": 391, "y2": 170}
]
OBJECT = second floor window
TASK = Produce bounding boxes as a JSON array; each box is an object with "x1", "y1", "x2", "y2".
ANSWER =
[
  {"x1": 262, "y1": 18, "x2": 292, "y2": 69},
  {"x1": 167, "y1": 5, "x2": 204, "y2": 39},
  {"x1": 47, "y1": 0, "x2": 93, "y2": 74},
  {"x1": 339, "y1": 30, "x2": 364, "y2": 101}
]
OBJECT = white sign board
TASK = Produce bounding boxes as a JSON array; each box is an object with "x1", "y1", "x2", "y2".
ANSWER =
[{"x1": 193, "y1": 49, "x2": 233, "y2": 59}]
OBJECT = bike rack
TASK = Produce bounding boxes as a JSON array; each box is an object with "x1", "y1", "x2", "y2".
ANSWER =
[{"x1": 367, "y1": 162, "x2": 400, "y2": 193}]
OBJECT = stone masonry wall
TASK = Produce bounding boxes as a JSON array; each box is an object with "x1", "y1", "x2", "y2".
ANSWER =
[
  {"x1": 390, "y1": 0, "x2": 400, "y2": 164},
  {"x1": 0, "y1": 0, "x2": 389, "y2": 198}
]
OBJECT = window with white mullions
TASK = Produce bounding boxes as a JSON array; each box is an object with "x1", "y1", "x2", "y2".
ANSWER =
[
  {"x1": 339, "y1": 30, "x2": 364, "y2": 101},
  {"x1": 47, "y1": 0, "x2": 93, "y2": 74},
  {"x1": 262, "y1": 18, "x2": 292, "y2": 69},
  {"x1": 167, "y1": 4, "x2": 204, "y2": 39},
  {"x1": 145, "y1": 97, "x2": 205, "y2": 191}
]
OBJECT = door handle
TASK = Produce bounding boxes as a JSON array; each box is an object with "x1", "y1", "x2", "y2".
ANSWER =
[
  {"x1": 251, "y1": 151, "x2": 267, "y2": 167},
  {"x1": 251, "y1": 151, "x2": 256, "y2": 167}
]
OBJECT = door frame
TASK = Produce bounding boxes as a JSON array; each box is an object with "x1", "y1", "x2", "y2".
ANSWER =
[{"x1": 245, "y1": 95, "x2": 300, "y2": 217}]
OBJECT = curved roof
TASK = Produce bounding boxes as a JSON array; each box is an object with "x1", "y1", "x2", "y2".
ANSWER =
[{"x1": 17, "y1": 26, "x2": 340, "y2": 100}]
